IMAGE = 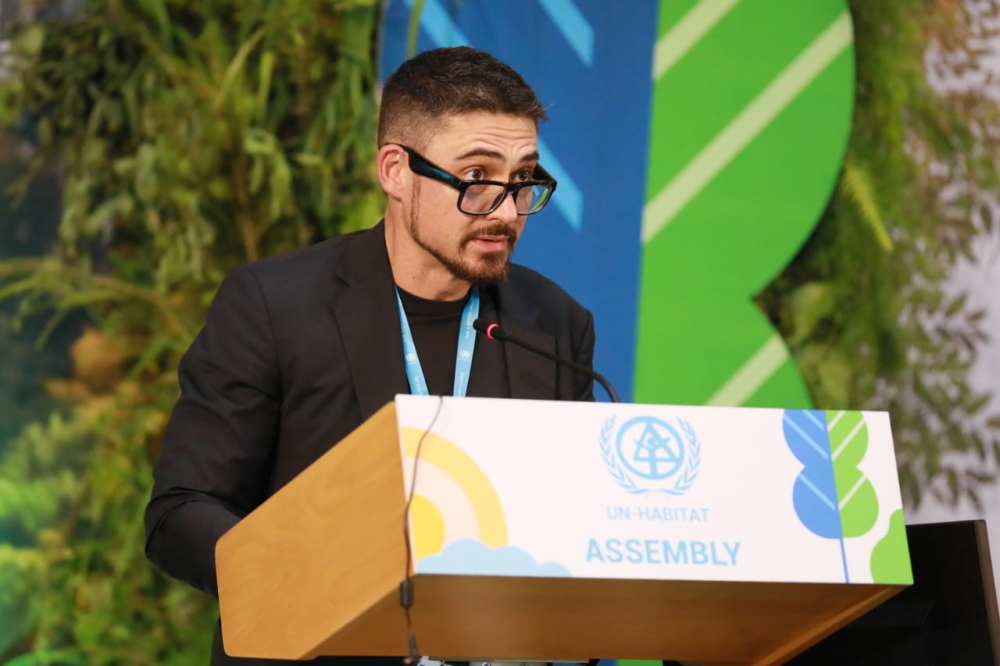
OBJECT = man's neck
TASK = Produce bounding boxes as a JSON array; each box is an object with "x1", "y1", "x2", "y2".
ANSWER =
[
  {"x1": 394, "y1": 269, "x2": 470, "y2": 301},
  {"x1": 384, "y1": 218, "x2": 471, "y2": 301}
]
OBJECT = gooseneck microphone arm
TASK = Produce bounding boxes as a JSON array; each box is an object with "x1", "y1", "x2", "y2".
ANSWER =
[{"x1": 473, "y1": 318, "x2": 620, "y2": 403}]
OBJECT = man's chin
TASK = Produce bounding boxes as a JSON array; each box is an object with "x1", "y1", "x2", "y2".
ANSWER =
[
  {"x1": 453, "y1": 257, "x2": 510, "y2": 286},
  {"x1": 468, "y1": 265, "x2": 510, "y2": 286}
]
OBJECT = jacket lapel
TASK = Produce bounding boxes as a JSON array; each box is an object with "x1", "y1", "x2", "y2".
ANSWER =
[
  {"x1": 494, "y1": 281, "x2": 557, "y2": 400},
  {"x1": 331, "y1": 224, "x2": 557, "y2": 408},
  {"x1": 332, "y1": 222, "x2": 409, "y2": 420}
]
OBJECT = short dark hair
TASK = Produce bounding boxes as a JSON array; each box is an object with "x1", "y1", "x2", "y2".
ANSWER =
[{"x1": 378, "y1": 47, "x2": 547, "y2": 149}]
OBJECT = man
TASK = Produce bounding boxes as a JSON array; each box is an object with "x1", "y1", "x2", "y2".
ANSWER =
[{"x1": 144, "y1": 46, "x2": 596, "y2": 665}]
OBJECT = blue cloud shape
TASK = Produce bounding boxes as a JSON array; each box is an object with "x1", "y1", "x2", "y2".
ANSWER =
[{"x1": 416, "y1": 539, "x2": 571, "y2": 578}]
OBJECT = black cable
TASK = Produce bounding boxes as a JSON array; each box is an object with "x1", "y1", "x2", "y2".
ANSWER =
[
  {"x1": 400, "y1": 395, "x2": 445, "y2": 666},
  {"x1": 472, "y1": 319, "x2": 619, "y2": 402}
]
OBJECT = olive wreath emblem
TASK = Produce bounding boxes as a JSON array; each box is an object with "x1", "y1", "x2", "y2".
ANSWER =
[{"x1": 600, "y1": 416, "x2": 701, "y2": 496}]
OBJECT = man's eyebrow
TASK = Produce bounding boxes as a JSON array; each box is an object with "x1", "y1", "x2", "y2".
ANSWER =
[
  {"x1": 454, "y1": 148, "x2": 505, "y2": 161},
  {"x1": 453, "y1": 148, "x2": 541, "y2": 163}
]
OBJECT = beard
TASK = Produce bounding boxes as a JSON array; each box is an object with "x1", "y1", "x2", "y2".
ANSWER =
[{"x1": 409, "y1": 182, "x2": 517, "y2": 286}]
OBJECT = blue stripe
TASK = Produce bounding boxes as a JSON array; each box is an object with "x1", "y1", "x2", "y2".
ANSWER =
[
  {"x1": 401, "y1": 0, "x2": 470, "y2": 46},
  {"x1": 797, "y1": 472, "x2": 837, "y2": 512},
  {"x1": 538, "y1": 137, "x2": 583, "y2": 230},
  {"x1": 536, "y1": 0, "x2": 594, "y2": 66},
  {"x1": 783, "y1": 414, "x2": 829, "y2": 460},
  {"x1": 803, "y1": 409, "x2": 826, "y2": 430}
]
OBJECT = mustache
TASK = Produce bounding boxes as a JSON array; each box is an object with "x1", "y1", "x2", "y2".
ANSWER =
[{"x1": 465, "y1": 223, "x2": 517, "y2": 244}]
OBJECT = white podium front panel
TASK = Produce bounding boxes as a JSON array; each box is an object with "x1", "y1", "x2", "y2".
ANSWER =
[{"x1": 395, "y1": 396, "x2": 912, "y2": 586}]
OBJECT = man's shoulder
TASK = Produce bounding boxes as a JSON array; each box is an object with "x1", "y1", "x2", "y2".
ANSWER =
[
  {"x1": 214, "y1": 225, "x2": 383, "y2": 316},
  {"x1": 222, "y1": 224, "x2": 387, "y2": 304}
]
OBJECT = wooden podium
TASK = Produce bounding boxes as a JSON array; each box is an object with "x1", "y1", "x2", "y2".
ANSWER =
[{"x1": 216, "y1": 397, "x2": 911, "y2": 665}]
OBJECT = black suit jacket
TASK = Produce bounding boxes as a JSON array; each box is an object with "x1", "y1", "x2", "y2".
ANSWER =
[{"x1": 144, "y1": 222, "x2": 596, "y2": 665}]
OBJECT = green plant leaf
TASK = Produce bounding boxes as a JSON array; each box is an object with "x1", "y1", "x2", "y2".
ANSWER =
[{"x1": 787, "y1": 282, "x2": 836, "y2": 346}]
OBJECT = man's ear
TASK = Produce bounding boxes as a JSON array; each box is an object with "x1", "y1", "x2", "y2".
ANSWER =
[{"x1": 377, "y1": 144, "x2": 408, "y2": 201}]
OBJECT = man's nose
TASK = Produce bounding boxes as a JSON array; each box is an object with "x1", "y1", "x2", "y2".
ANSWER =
[{"x1": 490, "y1": 188, "x2": 520, "y2": 224}]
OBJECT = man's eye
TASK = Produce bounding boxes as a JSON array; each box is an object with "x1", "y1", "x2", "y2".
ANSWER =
[
  {"x1": 514, "y1": 169, "x2": 533, "y2": 182},
  {"x1": 466, "y1": 168, "x2": 485, "y2": 180}
]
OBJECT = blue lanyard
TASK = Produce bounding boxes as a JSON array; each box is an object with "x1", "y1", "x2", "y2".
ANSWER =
[{"x1": 395, "y1": 287, "x2": 480, "y2": 397}]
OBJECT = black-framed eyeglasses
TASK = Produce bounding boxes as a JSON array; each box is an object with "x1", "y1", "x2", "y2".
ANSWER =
[{"x1": 396, "y1": 145, "x2": 558, "y2": 216}]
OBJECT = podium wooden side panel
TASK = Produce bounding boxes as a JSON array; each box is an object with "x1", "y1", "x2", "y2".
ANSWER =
[{"x1": 216, "y1": 403, "x2": 407, "y2": 659}]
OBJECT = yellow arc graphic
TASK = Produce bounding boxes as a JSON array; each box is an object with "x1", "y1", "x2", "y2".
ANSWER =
[
  {"x1": 402, "y1": 427, "x2": 509, "y2": 557},
  {"x1": 409, "y1": 495, "x2": 446, "y2": 561}
]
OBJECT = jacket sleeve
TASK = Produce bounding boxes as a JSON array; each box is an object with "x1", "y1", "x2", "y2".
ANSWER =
[
  {"x1": 571, "y1": 307, "x2": 596, "y2": 402},
  {"x1": 144, "y1": 266, "x2": 281, "y2": 597}
]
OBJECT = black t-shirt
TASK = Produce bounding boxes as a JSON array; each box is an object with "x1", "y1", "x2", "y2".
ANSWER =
[{"x1": 396, "y1": 285, "x2": 468, "y2": 396}]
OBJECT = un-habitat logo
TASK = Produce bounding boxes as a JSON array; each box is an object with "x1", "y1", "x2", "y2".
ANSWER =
[{"x1": 600, "y1": 416, "x2": 701, "y2": 496}]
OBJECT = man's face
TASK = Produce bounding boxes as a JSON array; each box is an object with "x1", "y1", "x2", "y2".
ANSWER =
[{"x1": 405, "y1": 112, "x2": 538, "y2": 285}]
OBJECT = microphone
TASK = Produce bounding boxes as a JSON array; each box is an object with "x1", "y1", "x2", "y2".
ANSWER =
[{"x1": 473, "y1": 318, "x2": 620, "y2": 403}]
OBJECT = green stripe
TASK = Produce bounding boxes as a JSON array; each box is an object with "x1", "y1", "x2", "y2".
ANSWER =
[
  {"x1": 653, "y1": 0, "x2": 742, "y2": 80},
  {"x1": 706, "y1": 333, "x2": 789, "y2": 406},
  {"x1": 633, "y1": 9, "x2": 854, "y2": 406},
  {"x1": 643, "y1": 12, "x2": 852, "y2": 242},
  {"x1": 657, "y1": 0, "x2": 702, "y2": 37},
  {"x1": 645, "y1": 0, "x2": 849, "y2": 195}
]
